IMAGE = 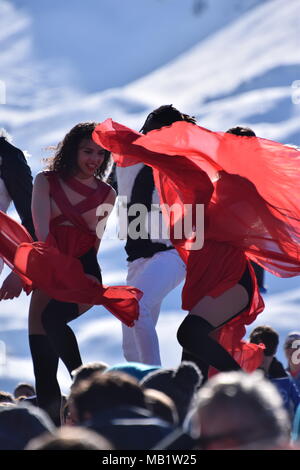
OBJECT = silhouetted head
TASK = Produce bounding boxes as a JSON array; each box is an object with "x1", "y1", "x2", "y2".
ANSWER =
[
  {"x1": 249, "y1": 325, "x2": 279, "y2": 357},
  {"x1": 226, "y1": 126, "x2": 256, "y2": 137},
  {"x1": 140, "y1": 104, "x2": 196, "y2": 134}
]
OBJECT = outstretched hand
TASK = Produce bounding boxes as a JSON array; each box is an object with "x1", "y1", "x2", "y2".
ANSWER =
[{"x1": 0, "y1": 271, "x2": 23, "y2": 300}]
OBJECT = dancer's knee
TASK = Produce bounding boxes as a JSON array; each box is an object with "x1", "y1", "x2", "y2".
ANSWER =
[{"x1": 177, "y1": 314, "x2": 214, "y2": 349}]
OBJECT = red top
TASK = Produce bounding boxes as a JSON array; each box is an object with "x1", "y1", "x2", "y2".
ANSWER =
[
  {"x1": 92, "y1": 119, "x2": 300, "y2": 371},
  {"x1": 0, "y1": 171, "x2": 142, "y2": 327}
]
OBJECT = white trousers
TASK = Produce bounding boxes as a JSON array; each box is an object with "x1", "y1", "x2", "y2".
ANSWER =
[{"x1": 122, "y1": 249, "x2": 186, "y2": 365}]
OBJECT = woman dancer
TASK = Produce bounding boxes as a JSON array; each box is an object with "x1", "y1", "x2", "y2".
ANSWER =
[
  {"x1": 92, "y1": 107, "x2": 300, "y2": 375},
  {"x1": 0, "y1": 122, "x2": 141, "y2": 424}
]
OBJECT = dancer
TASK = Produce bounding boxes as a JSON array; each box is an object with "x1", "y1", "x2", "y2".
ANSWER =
[
  {"x1": 117, "y1": 107, "x2": 187, "y2": 365},
  {"x1": 225, "y1": 126, "x2": 266, "y2": 294},
  {"x1": 92, "y1": 107, "x2": 300, "y2": 374},
  {"x1": 0, "y1": 129, "x2": 35, "y2": 300},
  {"x1": 0, "y1": 122, "x2": 141, "y2": 425}
]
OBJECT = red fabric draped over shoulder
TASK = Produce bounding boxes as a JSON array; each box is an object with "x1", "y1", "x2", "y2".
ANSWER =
[
  {"x1": 93, "y1": 119, "x2": 300, "y2": 371},
  {"x1": 135, "y1": 122, "x2": 300, "y2": 277},
  {"x1": 93, "y1": 119, "x2": 300, "y2": 277}
]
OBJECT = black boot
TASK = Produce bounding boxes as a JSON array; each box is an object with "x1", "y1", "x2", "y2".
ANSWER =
[
  {"x1": 177, "y1": 315, "x2": 241, "y2": 372},
  {"x1": 42, "y1": 299, "x2": 82, "y2": 376},
  {"x1": 29, "y1": 334, "x2": 61, "y2": 426}
]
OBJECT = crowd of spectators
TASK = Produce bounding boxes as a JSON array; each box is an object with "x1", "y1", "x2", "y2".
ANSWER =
[{"x1": 1, "y1": 328, "x2": 300, "y2": 451}]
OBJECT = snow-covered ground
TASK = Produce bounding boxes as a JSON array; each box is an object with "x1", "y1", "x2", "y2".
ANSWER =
[{"x1": 0, "y1": 0, "x2": 299, "y2": 394}]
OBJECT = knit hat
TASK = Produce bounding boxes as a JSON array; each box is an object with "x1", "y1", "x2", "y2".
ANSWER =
[
  {"x1": 140, "y1": 362, "x2": 203, "y2": 424},
  {"x1": 106, "y1": 362, "x2": 160, "y2": 381}
]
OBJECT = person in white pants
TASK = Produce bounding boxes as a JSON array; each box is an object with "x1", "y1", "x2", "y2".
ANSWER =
[
  {"x1": 116, "y1": 106, "x2": 195, "y2": 366},
  {"x1": 123, "y1": 248, "x2": 186, "y2": 365}
]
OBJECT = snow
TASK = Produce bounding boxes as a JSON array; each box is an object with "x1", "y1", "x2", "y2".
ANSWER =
[{"x1": 0, "y1": 0, "x2": 299, "y2": 393}]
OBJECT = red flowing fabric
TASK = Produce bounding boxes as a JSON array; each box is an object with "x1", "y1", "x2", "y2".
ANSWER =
[
  {"x1": 0, "y1": 172, "x2": 142, "y2": 327},
  {"x1": 92, "y1": 119, "x2": 300, "y2": 371}
]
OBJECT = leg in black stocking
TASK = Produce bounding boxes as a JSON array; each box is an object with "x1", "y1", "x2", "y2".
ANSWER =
[
  {"x1": 181, "y1": 349, "x2": 209, "y2": 383},
  {"x1": 29, "y1": 334, "x2": 61, "y2": 426},
  {"x1": 42, "y1": 300, "x2": 82, "y2": 376},
  {"x1": 177, "y1": 315, "x2": 241, "y2": 372}
]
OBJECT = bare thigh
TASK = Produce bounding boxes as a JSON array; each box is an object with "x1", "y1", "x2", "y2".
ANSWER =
[
  {"x1": 28, "y1": 274, "x2": 100, "y2": 335},
  {"x1": 190, "y1": 284, "x2": 249, "y2": 328}
]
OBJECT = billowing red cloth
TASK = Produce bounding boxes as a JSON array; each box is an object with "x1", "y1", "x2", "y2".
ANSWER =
[
  {"x1": 0, "y1": 172, "x2": 142, "y2": 327},
  {"x1": 92, "y1": 119, "x2": 300, "y2": 371}
]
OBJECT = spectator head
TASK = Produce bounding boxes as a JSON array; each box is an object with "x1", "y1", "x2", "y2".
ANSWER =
[
  {"x1": 140, "y1": 362, "x2": 203, "y2": 424},
  {"x1": 284, "y1": 332, "x2": 300, "y2": 372},
  {"x1": 71, "y1": 361, "x2": 108, "y2": 388},
  {"x1": 0, "y1": 391, "x2": 15, "y2": 404},
  {"x1": 14, "y1": 383, "x2": 35, "y2": 399},
  {"x1": 144, "y1": 389, "x2": 179, "y2": 426},
  {"x1": 70, "y1": 375, "x2": 174, "y2": 451},
  {"x1": 140, "y1": 105, "x2": 196, "y2": 134},
  {"x1": 26, "y1": 426, "x2": 114, "y2": 450},
  {"x1": 193, "y1": 371, "x2": 290, "y2": 450},
  {"x1": 249, "y1": 325, "x2": 279, "y2": 356},
  {"x1": 0, "y1": 404, "x2": 54, "y2": 450},
  {"x1": 70, "y1": 371, "x2": 146, "y2": 424},
  {"x1": 226, "y1": 126, "x2": 256, "y2": 137}
]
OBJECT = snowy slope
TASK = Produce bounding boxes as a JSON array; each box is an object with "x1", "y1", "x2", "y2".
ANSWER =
[
  {"x1": 10, "y1": 0, "x2": 267, "y2": 93},
  {"x1": 0, "y1": 0, "x2": 300, "y2": 393}
]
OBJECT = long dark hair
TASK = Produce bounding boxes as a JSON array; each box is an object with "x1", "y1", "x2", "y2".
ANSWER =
[
  {"x1": 140, "y1": 104, "x2": 196, "y2": 134},
  {"x1": 46, "y1": 122, "x2": 112, "y2": 181}
]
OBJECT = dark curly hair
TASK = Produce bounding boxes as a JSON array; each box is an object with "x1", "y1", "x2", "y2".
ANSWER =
[
  {"x1": 140, "y1": 104, "x2": 196, "y2": 134},
  {"x1": 46, "y1": 122, "x2": 112, "y2": 181},
  {"x1": 226, "y1": 126, "x2": 256, "y2": 137}
]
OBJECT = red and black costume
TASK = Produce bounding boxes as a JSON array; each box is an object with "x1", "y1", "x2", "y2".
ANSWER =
[
  {"x1": 92, "y1": 119, "x2": 300, "y2": 374},
  {"x1": 0, "y1": 171, "x2": 141, "y2": 424},
  {"x1": 0, "y1": 171, "x2": 141, "y2": 324}
]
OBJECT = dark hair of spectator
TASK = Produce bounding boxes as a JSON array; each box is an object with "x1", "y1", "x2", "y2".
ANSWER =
[
  {"x1": 70, "y1": 372, "x2": 146, "y2": 423},
  {"x1": 26, "y1": 426, "x2": 114, "y2": 450},
  {"x1": 0, "y1": 391, "x2": 15, "y2": 404},
  {"x1": 144, "y1": 388, "x2": 179, "y2": 426},
  {"x1": 249, "y1": 325, "x2": 279, "y2": 356},
  {"x1": 71, "y1": 361, "x2": 108, "y2": 388},
  {"x1": 14, "y1": 383, "x2": 35, "y2": 399}
]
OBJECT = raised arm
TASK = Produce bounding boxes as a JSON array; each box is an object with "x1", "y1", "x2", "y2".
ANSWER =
[
  {"x1": 93, "y1": 119, "x2": 214, "y2": 197},
  {"x1": 32, "y1": 172, "x2": 51, "y2": 242}
]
